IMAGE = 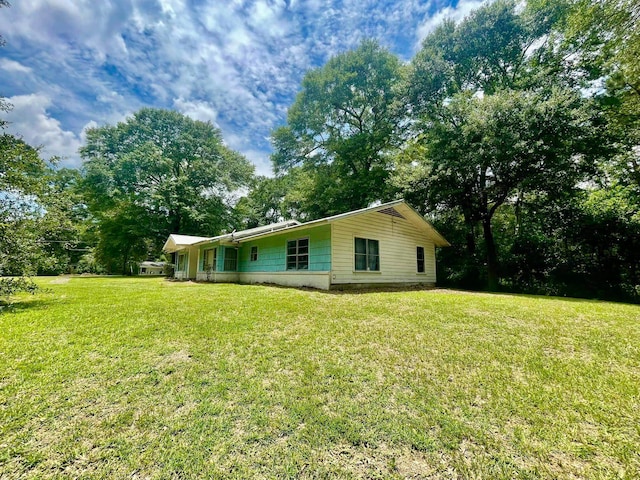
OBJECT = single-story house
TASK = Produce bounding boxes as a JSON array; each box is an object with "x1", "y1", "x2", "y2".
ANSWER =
[
  {"x1": 138, "y1": 261, "x2": 166, "y2": 275},
  {"x1": 162, "y1": 200, "x2": 449, "y2": 290}
]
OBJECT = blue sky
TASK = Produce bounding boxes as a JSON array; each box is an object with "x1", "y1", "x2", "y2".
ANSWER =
[{"x1": 0, "y1": 0, "x2": 484, "y2": 175}]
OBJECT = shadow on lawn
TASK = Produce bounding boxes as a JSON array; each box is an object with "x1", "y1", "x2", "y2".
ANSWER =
[
  {"x1": 0, "y1": 297, "x2": 58, "y2": 313},
  {"x1": 247, "y1": 282, "x2": 640, "y2": 305},
  {"x1": 430, "y1": 288, "x2": 640, "y2": 306}
]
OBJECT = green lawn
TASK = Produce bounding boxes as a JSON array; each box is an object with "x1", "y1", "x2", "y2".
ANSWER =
[{"x1": 1, "y1": 277, "x2": 639, "y2": 479}]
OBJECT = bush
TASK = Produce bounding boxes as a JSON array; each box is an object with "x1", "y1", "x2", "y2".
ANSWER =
[{"x1": 0, "y1": 276, "x2": 40, "y2": 305}]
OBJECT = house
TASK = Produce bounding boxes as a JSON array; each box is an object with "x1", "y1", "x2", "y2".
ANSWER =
[
  {"x1": 162, "y1": 200, "x2": 449, "y2": 290},
  {"x1": 138, "y1": 261, "x2": 166, "y2": 276}
]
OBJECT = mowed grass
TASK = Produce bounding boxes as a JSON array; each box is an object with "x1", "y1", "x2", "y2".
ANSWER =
[{"x1": 1, "y1": 277, "x2": 639, "y2": 479}]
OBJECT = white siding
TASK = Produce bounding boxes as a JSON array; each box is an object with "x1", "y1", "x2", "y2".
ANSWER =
[
  {"x1": 196, "y1": 272, "x2": 240, "y2": 282},
  {"x1": 174, "y1": 247, "x2": 200, "y2": 280},
  {"x1": 238, "y1": 272, "x2": 330, "y2": 290},
  {"x1": 188, "y1": 247, "x2": 199, "y2": 279},
  {"x1": 195, "y1": 271, "x2": 330, "y2": 289},
  {"x1": 331, "y1": 211, "x2": 437, "y2": 285}
]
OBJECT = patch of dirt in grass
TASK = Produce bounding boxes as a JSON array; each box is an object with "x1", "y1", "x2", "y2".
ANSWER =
[
  {"x1": 393, "y1": 448, "x2": 439, "y2": 478},
  {"x1": 320, "y1": 442, "x2": 392, "y2": 477},
  {"x1": 544, "y1": 450, "x2": 591, "y2": 479},
  {"x1": 159, "y1": 349, "x2": 193, "y2": 365}
]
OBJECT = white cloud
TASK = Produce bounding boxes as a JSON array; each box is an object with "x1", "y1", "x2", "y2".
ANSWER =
[
  {"x1": 415, "y1": 0, "x2": 487, "y2": 48},
  {"x1": 4, "y1": 93, "x2": 83, "y2": 168},
  {"x1": 0, "y1": 58, "x2": 32, "y2": 74},
  {"x1": 173, "y1": 98, "x2": 219, "y2": 126}
]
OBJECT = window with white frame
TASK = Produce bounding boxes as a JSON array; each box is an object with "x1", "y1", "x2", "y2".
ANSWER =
[
  {"x1": 354, "y1": 237, "x2": 380, "y2": 271},
  {"x1": 286, "y1": 238, "x2": 309, "y2": 270},
  {"x1": 178, "y1": 253, "x2": 187, "y2": 271},
  {"x1": 250, "y1": 246, "x2": 258, "y2": 262}
]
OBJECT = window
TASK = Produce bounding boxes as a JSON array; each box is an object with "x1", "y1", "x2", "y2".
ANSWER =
[
  {"x1": 224, "y1": 248, "x2": 238, "y2": 271},
  {"x1": 178, "y1": 253, "x2": 186, "y2": 271},
  {"x1": 287, "y1": 238, "x2": 309, "y2": 270},
  {"x1": 417, "y1": 246, "x2": 425, "y2": 273},
  {"x1": 250, "y1": 246, "x2": 258, "y2": 262},
  {"x1": 355, "y1": 238, "x2": 379, "y2": 271},
  {"x1": 203, "y1": 248, "x2": 216, "y2": 271}
]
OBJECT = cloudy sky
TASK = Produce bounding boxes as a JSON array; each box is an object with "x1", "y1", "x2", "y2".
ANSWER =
[{"x1": 0, "y1": 0, "x2": 484, "y2": 175}]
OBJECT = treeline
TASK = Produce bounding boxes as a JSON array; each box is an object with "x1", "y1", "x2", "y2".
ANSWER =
[{"x1": 1, "y1": 0, "x2": 639, "y2": 302}]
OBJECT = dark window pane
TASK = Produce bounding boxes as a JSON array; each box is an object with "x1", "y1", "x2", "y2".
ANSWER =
[
  {"x1": 298, "y1": 238, "x2": 308, "y2": 248},
  {"x1": 355, "y1": 253, "x2": 367, "y2": 271},
  {"x1": 369, "y1": 254, "x2": 380, "y2": 271},
  {"x1": 287, "y1": 256, "x2": 297, "y2": 270},
  {"x1": 298, "y1": 255, "x2": 308, "y2": 269},
  {"x1": 368, "y1": 239, "x2": 379, "y2": 255},
  {"x1": 417, "y1": 246, "x2": 425, "y2": 272},
  {"x1": 355, "y1": 237, "x2": 367, "y2": 254}
]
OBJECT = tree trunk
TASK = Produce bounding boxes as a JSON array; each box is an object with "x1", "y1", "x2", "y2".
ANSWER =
[
  {"x1": 463, "y1": 210, "x2": 476, "y2": 254},
  {"x1": 482, "y1": 216, "x2": 499, "y2": 291}
]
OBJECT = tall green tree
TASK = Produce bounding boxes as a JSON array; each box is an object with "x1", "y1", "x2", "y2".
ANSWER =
[
  {"x1": 271, "y1": 39, "x2": 403, "y2": 218},
  {"x1": 80, "y1": 108, "x2": 254, "y2": 273},
  {"x1": 534, "y1": 0, "x2": 640, "y2": 188},
  {"x1": 234, "y1": 175, "x2": 300, "y2": 228},
  {"x1": 398, "y1": 0, "x2": 604, "y2": 290},
  {"x1": 0, "y1": 135, "x2": 57, "y2": 275}
]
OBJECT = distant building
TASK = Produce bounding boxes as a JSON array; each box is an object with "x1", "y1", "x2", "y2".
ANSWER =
[{"x1": 138, "y1": 261, "x2": 166, "y2": 276}]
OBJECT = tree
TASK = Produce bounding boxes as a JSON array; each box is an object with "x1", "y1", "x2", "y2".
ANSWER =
[
  {"x1": 37, "y1": 168, "x2": 92, "y2": 275},
  {"x1": 271, "y1": 39, "x2": 403, "y2": 218},
  {"x1": 396, "y1": 87, "x2": 600, "y2": 289},
  {"x1": 0, "y1": 134, "x2": 50, "y2": 275},
  {"x1": 234, "y1": 175, "x2": 299, "y2": 229},
  {"x1": 80, "y1": 108, "x2": 254, "y2": 273},
  {"x1": 397, "y1": 0, "x2": 608, "y2": 290}
]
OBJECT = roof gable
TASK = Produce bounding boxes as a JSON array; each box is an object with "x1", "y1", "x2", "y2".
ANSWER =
[{"x1": 163, "y1": 234, "x2": 211, "y2": 252}]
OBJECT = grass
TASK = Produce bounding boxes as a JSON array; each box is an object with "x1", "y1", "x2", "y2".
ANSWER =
[{"x1": 1, "y1": 276, "x2": 639, "y2": 479}]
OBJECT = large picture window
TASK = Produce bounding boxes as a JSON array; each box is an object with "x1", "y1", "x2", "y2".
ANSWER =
[
  {"x1": 417, "y1": 246, "x2": 425, "y2": 273},
  {"x1": 287, "y1": 238, "x2": 309, "y2": 270},
  {"x1": 355, "y1": 238, "x2": 379, "y2": 271}
]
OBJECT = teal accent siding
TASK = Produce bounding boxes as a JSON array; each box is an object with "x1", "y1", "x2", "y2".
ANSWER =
[{"x1": 237, "y1": 225, "x2": 331, "y2": 273}]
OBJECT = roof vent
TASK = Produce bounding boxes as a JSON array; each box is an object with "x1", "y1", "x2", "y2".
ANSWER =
[{"x1": 377, "y1": 206, "x2": 405, "y2": 219}]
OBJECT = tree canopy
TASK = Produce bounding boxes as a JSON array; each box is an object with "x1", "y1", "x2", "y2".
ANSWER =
[
  {"x1": 271, "y1": 39, "x2": 403, "y2": 218},
  {"x1": 80, "y1": 108, "x2": 254, "y2": 273}
]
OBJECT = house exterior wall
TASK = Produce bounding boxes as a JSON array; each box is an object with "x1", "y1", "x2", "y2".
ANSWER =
[
  {"x1": 193, "y1": 225, "x2": 331, "y2": 288},
  {"x1": 237, "y1": 272, "x2": 330, "y2": 290},
  {"x1": 331, "y1": 210, "x2": 436, "y2": 286},
  {"x1": 175, "y1": 247, "x2": 199, "y2": 280},
  {"x1": 237, "y1": 225, "x2": 331, "y2": 273}
]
